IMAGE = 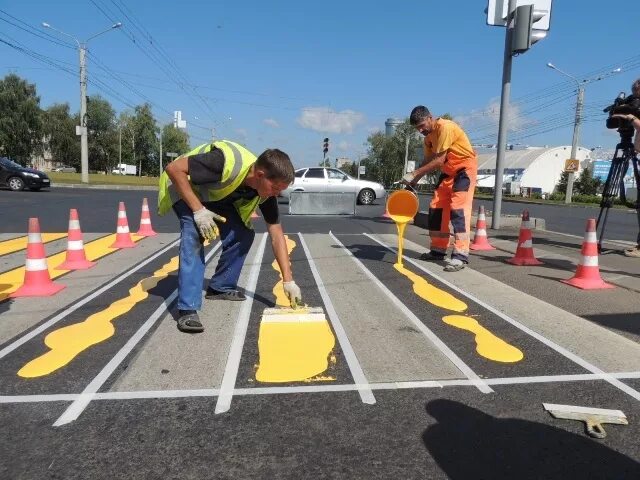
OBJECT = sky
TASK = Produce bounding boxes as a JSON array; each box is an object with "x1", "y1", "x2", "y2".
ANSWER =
[{"x1": 1, "y1": 0, "x2": 639, "y2": 168}]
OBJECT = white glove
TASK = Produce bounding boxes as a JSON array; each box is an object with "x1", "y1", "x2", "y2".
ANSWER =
[
  {"x1": 193, "y1": 207, "x2": 226, "y2": 241},
  {"x1": 283, "y1": 281, "x2": 302, "y2": 308},
  {"x1": 402, "y1": 172, "x2": 416, "y2": 183}
]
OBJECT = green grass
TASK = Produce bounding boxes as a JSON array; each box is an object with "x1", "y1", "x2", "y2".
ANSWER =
[{"x1": 48, "y1": 172, "x2": 159, "y2": 187}]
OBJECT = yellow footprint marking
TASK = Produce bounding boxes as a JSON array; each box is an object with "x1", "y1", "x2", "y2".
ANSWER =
[
  {"x1": 18, "y1": 256, "x2": 179, "y2": 378},
  {"x1": 394, "y1": 263, "x2": 467, "y2": 313},
  {"x1": 443, "y1": 315, "x2": 524, "y2": 363}
]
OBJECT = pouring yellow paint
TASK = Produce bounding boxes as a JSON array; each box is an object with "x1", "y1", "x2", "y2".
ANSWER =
[{"x1": 386, "y1": 189, "x2": 419, "y2": 267}]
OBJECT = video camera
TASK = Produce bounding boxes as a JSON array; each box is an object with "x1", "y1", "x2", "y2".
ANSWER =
[{"x1": 604, "y1": 92, "x2": 640, "y2": 130}]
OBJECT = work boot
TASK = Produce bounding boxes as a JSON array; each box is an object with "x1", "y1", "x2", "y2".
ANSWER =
[
  {"x1": 624, "y1": 246, "x2": 640, "y2": 258},
  {"x1": 420, "y1": 251, "x2": 446, "y2": 262},
  {"x1": 205, "y1": 288, "x2": 246, "y2": 301},
  {"x1": 177, "y1": 310, "x2": 204, "y2": 333},
  {"x1": 443, "y1": 258, "x2": 466, "y2": 272}
]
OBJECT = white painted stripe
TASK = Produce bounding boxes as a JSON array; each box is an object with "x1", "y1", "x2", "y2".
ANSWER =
[
  {"x1": 300, "y1": 233, "x2": 376, "y2": 404},
  {"x1": 261, "y1": 312, "x2": 327, "y2": 323},
  {"x1": 332, "y1": 232, "x2": 492, "y2": 394},
  {"x1": 140, "y1": 219, "x2": 151, "y2": 225},
  {"x1": 116, "y1": 226, "x2": 130, "y2": 234},
  {"x1": 27, "y1": 232, "x2": 42, "y2": 243},
  {"x1": 476, "y1": 229, "x2": 487, "y2": 237},
  {"x1": 544, "y1": 228, "x2": 634, "y2": 248},
  {"x1": 543, "y1": 403, "x2": 626, "y2": 417},
  {"x1": 25, "y1": 258, "x2": 47, "y2": 271},
  {"x1": 0, "y1": 238, "x2": 180, "y2": 361},
  {"x1": 581, "y1": 255, "x2": 599, "y2": 267},
  {"x1": 215, "y1": 233, "x2": 268, "y2": 414},
  {"x1": 584, "y1": 231, "x2": 597, "y2": 243},
  {"x1": 365, "y1": 233, "x2": 640, "y2": 402},
  {"x1": 118, "y1": 211, "x2": 126, "y2": 219},
  {"x1": 95, "y1": 389, "x2": 219, "y2": 400},
  {"x1": 69, "y1": 220, "x2": 80, "y2": 230},
  {"x1": 67, "y1": 240, "x2": 83, "y2": 250},
  {"x1": 0, "y1": 394, "x2": 78, "y2": 403},
  {"x1": 53, "y1": 241, "x2": 223, "y2": 426},
  {"x1": 520, "y1": 240, "x2": 533, "y2": 248}
]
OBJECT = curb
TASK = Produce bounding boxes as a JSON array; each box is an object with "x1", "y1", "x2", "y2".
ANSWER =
[
  {"x1": 52, "y1": 183, "x2": 158, "y2": 191},
  {"x1": 413, "y1": 211, "x2": 545, "y2": 230}
]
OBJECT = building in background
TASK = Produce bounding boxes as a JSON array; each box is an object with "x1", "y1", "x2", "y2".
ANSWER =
[
  {"x1": 385, "y1": 118, "x2": 403, "y2": 137},
  {"x1": 335, "y1": 157, "x2": 352, "y2": 169}
]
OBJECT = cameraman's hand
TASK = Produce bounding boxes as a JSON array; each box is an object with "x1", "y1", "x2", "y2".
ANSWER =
[
  {"x1": 193, "y1": 207, "x2": 226, "y2": 241},
  {"x1": 612, "y1": 113, "x2": 638, "y2": 123}
]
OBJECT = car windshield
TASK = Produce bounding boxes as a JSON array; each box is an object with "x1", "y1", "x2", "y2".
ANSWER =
[{"x1": 0, "y1": 157, "x2": 23, "y2": 169}]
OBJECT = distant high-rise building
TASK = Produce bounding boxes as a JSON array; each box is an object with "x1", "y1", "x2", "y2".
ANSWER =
[{"x1": 385, "y1": 118, "x2": 403, "y2": 137}]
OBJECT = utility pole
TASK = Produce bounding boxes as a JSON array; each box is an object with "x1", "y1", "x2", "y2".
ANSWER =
[
  {"x1": 566, "y1": 86, "x2": 584, "y2": 203},
  {"x1": 118, "y1": 123, "x2": 122, "y2": 166},
  {"x1": 159, "y1": 131, "x2": 163, "y2": 178}
]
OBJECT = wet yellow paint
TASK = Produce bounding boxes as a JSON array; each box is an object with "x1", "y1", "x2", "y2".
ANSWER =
[
  {"x1": 18, "y1": 256, "x2": 178, "y2": 378},
  {"x1": 443, "y1": 315, "x2": 524, "y2": 363},
  {"x1": 256, "y1": 318, "x2": 336, "y2": 382},
  {"x1": 393, "y1": 263, "x2": 468, "y2": 313},
  {"x1": 257, "y1": 235, "x2": 337, "y2": 383},
  {"x1": 0, "y1": 233, "x2": 67, "y2": 256},
  {"x1": 0, "y1": 233, "x2": 143, "y2": 301},
  {"x1": 390, "y1": 214, "x2": 412, "y2": 267}
]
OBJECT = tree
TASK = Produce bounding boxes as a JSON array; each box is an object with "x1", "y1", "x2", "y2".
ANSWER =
[
  {"x1": 161, "y1": 125, "x2": 189, "y2": 171},
  {"x1": 85, "y1": 95, "x2": 118, "y2": 173},
  {"x1": 132, "y1": 103, "x2": 159, "y2": 176},
  {"x1": 574, "y1": 166, "x2": 602, "y2": 195},
  {"x1": 42, "y1": 103, "x2": 80, "y2": 168},
  {"x1": 0, "y1": 74, "x2": 43, "y2": 165},
  {"x1": 555, "y1": 171, "x2": 570, "y2": 195}
]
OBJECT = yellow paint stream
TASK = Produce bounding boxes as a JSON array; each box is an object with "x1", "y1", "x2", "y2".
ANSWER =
[
  {"x1": 389, "y1": 214, "x2": 412, "y2": 267},
  {"x1": 256, "y1": 235, "x2": 337, "y2": 383},
  {"x1": 443, "y1": 315, "x2": 524, "y2": 363},
  {"x1": 18, "y1": 256, "x2": 178, "y2": 378},
  {"x1": 0, "y1": 233, "x2": 68, "y2": 256},
  {"x1": 0, "y1": 234, "x2": 143, "y2": 302},
  {"x1": 393, "y1": 263, "x2": 468, "y2": 312}
]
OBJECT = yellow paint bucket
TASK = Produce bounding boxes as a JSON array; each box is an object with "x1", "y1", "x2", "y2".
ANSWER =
[{"x1": 386, "y1": 190, "x2": 419, "y2": 266}]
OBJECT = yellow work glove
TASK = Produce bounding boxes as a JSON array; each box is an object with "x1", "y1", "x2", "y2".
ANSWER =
[{"x1": 193, "y1": 207, "x2": 226, "y2": 241}]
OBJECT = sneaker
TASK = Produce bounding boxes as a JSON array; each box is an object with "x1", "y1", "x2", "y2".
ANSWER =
[
  {"x1": 205, "y1": 288, "x2": 246, "y2": 301},
  {"x1": 420, "y1": 251, "x2": 446, "y2": 261},
  {"x1": 177, "y1": 310, "x2": 204, "y2": 333},
  {"x1": 443, "y1": 258, "x2": 466, "y2": 272},
  {"x1": 624, "y1": 247, "x2": 640, "y2": 258}
]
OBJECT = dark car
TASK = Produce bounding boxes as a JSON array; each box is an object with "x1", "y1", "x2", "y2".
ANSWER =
[{"x1": 0, "y1": 157, "x2": 51, "y2": 191}]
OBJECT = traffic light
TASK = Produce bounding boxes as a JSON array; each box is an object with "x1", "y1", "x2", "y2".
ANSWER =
[
  {"x1": 511, "y1": 4, "x2": 549, "y2": 55},
  {"x1": 323, "y1": 137, "x2": 329, "y2": 154}
]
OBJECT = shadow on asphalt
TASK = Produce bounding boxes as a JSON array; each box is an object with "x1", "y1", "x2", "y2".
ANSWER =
[
  {"x1": 422, "y1": 399, "x2": 640, "y2": 479},
  {"x1": 582, "y1": 312, "x2": 640, "y2": 337}
]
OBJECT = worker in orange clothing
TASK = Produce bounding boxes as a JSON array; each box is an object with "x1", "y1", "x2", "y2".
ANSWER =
[{"x1": 402, "y1": 105, "x2": 477, "y2": 272}]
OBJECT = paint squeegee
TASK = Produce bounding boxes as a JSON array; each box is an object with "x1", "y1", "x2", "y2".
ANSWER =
[
  {"x1": 543, "y1": 403, "x2": 628, "y2": 439},
  {"x1": 261, "y1": 306, "x2": 325, "y2": 322}
]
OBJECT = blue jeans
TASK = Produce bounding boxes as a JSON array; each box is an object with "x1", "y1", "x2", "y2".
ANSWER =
[{"x1": 172, "y1": 200, "x2": 255, "y2": 311}]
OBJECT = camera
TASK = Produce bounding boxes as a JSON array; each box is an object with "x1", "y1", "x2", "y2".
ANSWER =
[{"x1": 604, "y1": 92, "x2": 640, "y2": 130}]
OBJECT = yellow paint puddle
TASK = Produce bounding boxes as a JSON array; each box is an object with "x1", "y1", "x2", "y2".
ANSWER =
[
  {"x1": 256, "y1": 235, "x2": 337, "y2": 383},
  {"x1": 18, "y1": 256, "x2": 178, "y2": 378},
  {"x1": 394, "y1": 263, "x2": 467, "y2": 313},
  {"x1": 443, "y1": 315, "x2": 524, "y2": 363},
  {"x1": 0, "y1": 233, "x2": 143, "y2": 301},
  {"x1": 0, "y1": 233, "x2": 68, "y2": 256}
]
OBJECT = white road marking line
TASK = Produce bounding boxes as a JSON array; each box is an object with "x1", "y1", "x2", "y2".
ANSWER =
[
  {"x1": 298, "y1": 233, "x2": 376, "y2": 405},
  {"x1": 4, "y1": 371, "x2": 640, "y2": 404},
  {"x1": 365, "y1": 232, "x2": 640, "y2": 402},
  {"x1": 214, "y1": 233, "x2": 268, "y2": 414},
  {"x1": 52, "y1": 242, "x2": 223, "y2": 426},
  {"x1": 543, "y1": 229, "x2": 635, "y2": 248},
  {"x1": 330, "y1": 232, "x2": 493, "y2": 394},
  {"x1": 0, "y1": 238, "x2": 180, "y2": 361}
]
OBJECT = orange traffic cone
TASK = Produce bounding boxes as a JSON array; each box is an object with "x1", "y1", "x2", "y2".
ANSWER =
[
  {"x1": 110, "y1": 202, "x2": 136, "y2": 248},
  {"x1": 507, "y1": 210, "x2": 543, "y2": 266},
  {"x1": 470, "y1": 205, "x2": 495, "y2": 251},
  {"x1": 56, "y1": 209, "x2": 96, "y2": 270},
  {"x1": 251, "y1": 210, "x2": 260, "y2": 219},
  {"x1": 11, "y1": 218, "x2": 66, "y2": 297},
  {"x1": 561, "y1": 219, "x2": 614, "y2": 290},
  {"x1": 136, "y1": 197, "x2": 157, "y2": 236}
]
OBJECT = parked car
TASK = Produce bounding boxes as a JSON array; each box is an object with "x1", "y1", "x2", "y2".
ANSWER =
[
  {"x1": 52, "y1": 165, "x2": 76, "y2": 173},
  {"x1": 280, "y1": 167, "x2": 386, "y2": 205},
  {"x1": 0, "y1": 157, "x2": 50, "y2": 191}
]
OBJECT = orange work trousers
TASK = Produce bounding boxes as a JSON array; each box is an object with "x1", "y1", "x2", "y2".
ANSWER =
[{"x1": 428, "y1": 168, "x2": 476, "y2": 262}]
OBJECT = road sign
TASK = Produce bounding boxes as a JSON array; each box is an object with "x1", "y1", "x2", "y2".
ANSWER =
[
  {"x1": 564, "y1": 159, "x2": 579, "y2": 173},
  {"x1": 486, "y1": 0, "x2": 552, "y2": 30},
  {"x1": 165, "y1": 152, "x2": 178, "y2": 157},
  {"x1": 358, "y1": 165, "x2": 366, "y2": 175}
]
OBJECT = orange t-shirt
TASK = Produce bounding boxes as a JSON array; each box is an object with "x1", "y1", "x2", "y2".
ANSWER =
[{"x1": 424, "y1": 118, "x2": 477, "y2": 176}]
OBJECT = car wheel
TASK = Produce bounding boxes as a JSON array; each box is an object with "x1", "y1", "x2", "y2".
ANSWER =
[
  {"x1": 8, "y1": 177, "x2": 25, "y2": 191},
  {"x1": 358, "y1": 188, "x2": 375, "y2": 205}
]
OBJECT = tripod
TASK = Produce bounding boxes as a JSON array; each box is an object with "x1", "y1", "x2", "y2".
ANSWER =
[{"x1": 596, "y1": 127, "x2": 640, "y2": 252}]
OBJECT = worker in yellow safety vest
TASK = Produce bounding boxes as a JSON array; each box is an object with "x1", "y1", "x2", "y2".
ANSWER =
[{"x1": 158, "y1": 140, "x2": 302, "y2": 332}]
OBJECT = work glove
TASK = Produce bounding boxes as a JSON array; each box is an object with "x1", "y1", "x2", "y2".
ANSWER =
[
  {"x1": 283, "y1": 280, "x2": 302, "y2": 308},
  {"x1": 193, "y1": 207, "x2": 226, "y2": 241}
]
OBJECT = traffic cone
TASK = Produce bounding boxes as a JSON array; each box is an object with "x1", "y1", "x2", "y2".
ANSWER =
[
  {"x1": 136, "y1": 197, "x2": 157, "y2": 236},
  {"x1": 251, "y1": 210, "x2": 260, "y2": 219},
  {"x1": 561, "y1": 219, "x2": 614, "y2": 290},
  {"x1": 470, "y1": 205, "x2": 495, "y2": 251},
  {"x1": 507, "y1": 210, "x2": 543, "y2": 266},
  {"x1": 11, "y1": 218, "x2": 66, "y2": 297},
  {"x1": 56, "y1": 209, "x2": 96, "y2": 270},
  {"x1": 110, "y1": 202, "x2": 136, "y2": 248}
]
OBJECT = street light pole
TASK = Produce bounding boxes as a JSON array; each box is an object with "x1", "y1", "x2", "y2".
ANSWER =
[{"x1": 42, "y1": 21, "x2": 122, "y2": 184}]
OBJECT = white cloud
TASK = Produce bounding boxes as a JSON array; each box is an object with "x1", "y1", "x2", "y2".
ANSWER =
[
  {"x1": 338, "y1": 140, "x2": 350, "y2": 152},
  {"x1": 235, "y1": 128, "x2": 248, "y2": 141},
  {"x1": 297, "y1": 107, "x2": 365, "y2": 134},
  {"x1": 455, "y1": 99, "x2": 528, "y2": 141},
  {"x1": 263, "y1": 118, "x2": 280, "y2": 128}
]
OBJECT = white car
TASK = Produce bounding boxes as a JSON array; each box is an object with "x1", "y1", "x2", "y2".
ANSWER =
[{"x1": 281, "y1": 167, "x2": 386, "y2": 205}]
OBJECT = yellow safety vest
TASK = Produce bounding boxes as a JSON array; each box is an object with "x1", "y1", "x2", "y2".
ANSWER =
[{"x1": 157, "y1": 140, "x2": 262, "y2": 227}]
